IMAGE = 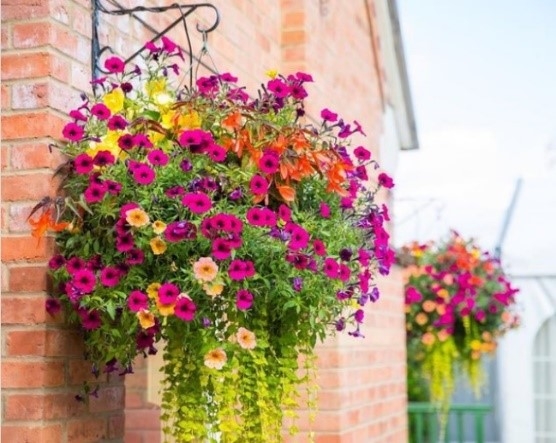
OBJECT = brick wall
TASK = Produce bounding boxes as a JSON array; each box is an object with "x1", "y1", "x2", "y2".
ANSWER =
[{"x1": 1, "y1": 0, "x2": 407, "y2": 441}]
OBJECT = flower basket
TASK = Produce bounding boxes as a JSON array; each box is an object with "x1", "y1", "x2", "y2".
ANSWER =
[
  {"x1": 400, "y1": 232, "x2": 520, "y2": 408},
  {"x1": 30, "y1": 38, "x2": 395, "y2": 442}
]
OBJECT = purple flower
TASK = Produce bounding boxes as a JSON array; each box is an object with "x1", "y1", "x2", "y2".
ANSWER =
[
  {"x1": 104, "y1": 56, "x2": 125, "y2": 73},
  {"x1": 175, "y1": 297, "x2": 196, "y2": 322},
  {"x1": 164, "y1": 221, "x2": 196, "y2": 242},
  {"x1": 180, "y1": 159, "x2": 192, "y2": 172},
  {"x1": 127, "y1": 290, "x2": 148, "y2": 312},
  {"x1": 62, "y1": 122, "x2": 85, "y2": 141},
  {"x1": 335, "y1": 318, "x2": 346, "y2": 331},
  {"x1": 229, "y1": 187, "x2": 243, "y2": 200},
  {"x1": 292, "y1": 277, "x2": 303, "y2": 292},
  {"x1": 236, "y1": 289, "x2": 254, "y2": 310},
  {"x1": 91, "y1": 103, "x2": 111, "y2": 121}
]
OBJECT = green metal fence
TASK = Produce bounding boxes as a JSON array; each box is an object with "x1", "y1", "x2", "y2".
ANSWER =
[{"x1": 408, "y1": 402, "x2": 492, "y2": 443}]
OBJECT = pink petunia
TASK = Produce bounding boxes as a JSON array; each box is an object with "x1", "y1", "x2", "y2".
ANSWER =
[
  {"x1": 278, "y1": 204, "x2": 291, "y2": 222},
  {"x1": 107, "y1": 115, "x2": 128, "y2": 130},
  {"x1": 115, "y1": 233, "x2": 135, "y2": 252},
  {"x1": 104, "y1": 56, "x2": 125, "y2": 73},
  {"x1": 320, "y1": 108, "x2": 338, "y2": 122},
  {"x1": 211, "y1": 238, "x2": 232, "y2": 260},
  {"x1": 100, "y1": 266, "x2": 121, "y2": 287},
  {"x1": 175, "y1": 297, "x2": 197, "y2": 321},
  {"x1": 63, "y1": 122, "x2": 85, "y2": 141},
  {"x1": 378, "y1": 172, "x2": 394, "y2": 189},
  {"x1": 84, "y1": 182, "x2": 107, "y2": 204},
  {"x1": 236, "y1": 289, "x2": 254, "y2": 311},
  {"x1": 258, "y1": 151, "x2": 280, "y2": 174},
  {"x1": 312, "y1": 239, "x2": 326, "y2": 256},
  {"x1": 158, "y1": 282, "x2": 180, "y2": 304},
  {"x1": 249, "y1": 175, "x2": 269, "y2": 195},
  {"x1": 66, "y1": 256, "x2": 86, "y2": 275},
  {"x1": 228, "y1": 259, "x2": 255, "y2": 281},
  {"x1": 127, "y1": 290, "x2": 149, "y2": 312},
  {"x1": 267, "y1": 79, "x2": 290, "y2": 98},
  {"x1": 74, "y1": 153, "x2": 94, "y2": 174},
  {"x1": 182, "y1": 192, "x2": 212, "y2": 214},
  {"x1": 353, "y1": 146, "x2": 371, "y2": 161},
  {"x1": 78, "y1": 308, "x2": 102, "y2": 330},
  {"x1": 319, "y1": 202, "x2": 331, "y2": 218},
  {"x1": 93, "y1": 150, "x2": 115, "y2": 167},
  {"x1": 207, "y1": 144, "x2": 227, "y2": 162},
  {"x1": 147, "y1": 149, "x2": 169, "y2": 166},
  {"x1": 72, "y1": 269, "x2": 96, "y2": 293},
  {"x1": 131, "y1": 164, "x2": 155, "y2": 185},
  {"x1": 323, "y1": 258, "x2": 339, "y2": 279},
  {"x1": 91, "y1": 103, "x2": 111, "y2": 121}
]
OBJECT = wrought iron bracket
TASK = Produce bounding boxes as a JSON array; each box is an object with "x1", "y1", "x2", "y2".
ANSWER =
[{"x1": 91, "y1": 0, "x2": 219, "y2": 87}]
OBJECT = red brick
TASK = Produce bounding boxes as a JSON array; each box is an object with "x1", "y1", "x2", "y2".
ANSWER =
[
  {"x1": 1, "y1": 145, "x2": 8, "y2": 170},
  {"x1": 108, "y1": 412, "x2": 126, "y2": 439},
  {"x1": 1, "y1": 360, "x2": 65, "y2": 388},
  {"x1": 1, "y1": 26, "x2": 10, "y2": 50},
  {"x1": 9, "y1": 141, "x2": 64, "y2": 170},
  {"x1": 1, "y1": 0, "x2": 49, "y2": 21},
  {"x1": 6, "y1": 329, "x2": 84, "y2": 357},
  {"x1": 284, "y1": 11, "x2": 305, "y2": 28},
  {"x1": 1, "y1": 83, "x2": 10, "y2": 110},
  {"x1": 1, "y1": 52, "x2": 51, "y2": 80},
  {"x1": 1, "y1": 235, "x2": 53, "y2": 262},
  {"x1": 67, "y1": 418, "x2": 107, "y2": 443},
  {"x1": 12, "y1": 22, "x2": 50, "y2": 49},
  {"x1": 1, "y1": 424, "x2": 63, "y2": 443},
  {"x1": 4, "y1": 392, "x2": 87, "y2": 420},
  {"x1": 1, "y1": 295, "x2": 61, "y2": 325},
  {"x1": 8, "y1": 264, "x2": 47, "y2": 291},
  {"x1": 125, "y1": 408, "x2": 161, "y2": 431},
  {"x1": 282, "y1": 30, "x2": 306, "y2": 46},
  {"x1": 1, "y1": 172, "x2": 59, "y2": 201},
  {"x1": 68, "y1": 359, "x2": 108, "y2": 385},
  {"x1": 89, "y1": 385, "x2": 125, "y2": 413},
  {"x1": 1, "y1": 112, "x2": 66, "y2": 140}
]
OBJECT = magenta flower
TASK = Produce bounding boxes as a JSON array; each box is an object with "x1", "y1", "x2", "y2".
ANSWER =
[
  {"x1": 147, "y1": 149, "x2": 169, "y2": 166},
  {"x1": 93, "y1": 150, "x2": 115, "y2": 167},
  {"x1": 69, "y1": 109, "x2": 87, "y2": 121},
  {"x1": 249, "y1": 175, "x2": 269, "y2": 195},
  {"x1": 182, "y1": 192, "x2": 212, "y2": 214},
  {"x1": 355, "y1": 165, "x2": 368, "y2": 181},
  {"x1": 312, "y1": 239, "x2": 326, "y2": 256},
  {"x1": 91, "y1": 103, "x2": 111, "y2": 121},
  {"x1": 84, "y1": 182, "x2": 107, "y2": 204},
  {"x1": 267, "y1": 78, "x2": 290, "y2": 98},
  {"x1": 73, "y1": 153, "x2": 93, "y2": 174},
  {"x1": 45, "y1": 298, "x2": 62, "y2": 316},
  {"x1": 126, "y1": 248, "x2": 145, "y2": 265},
  {"x1": 62, "y1": 122, "x2": 85, "y2": 141},
  {"x1": 175, "y1": 297, "x2": 197, "y2": 321},
  {"x1": 236, "y1": 289, "x2": 254, "y2": 311},
  {"x1": 290, "y1": 84, "x2": 308, "y2": 100},
  {"x1": 119, "y1": 202, "x2": 139, "y2": 218},
  {"x1": 100, "y1": 266, "x2": 121, "y2": 287},
  {"x1": 71, "y1": 269, "x2": 96, "y2": 293},
  {"x1": 278, "y1": 204, "x2": 291, "y2": 222},
  {"x1": 228, "y1": 259, "x2": 255, "y2": 281},
  {"x1": 105, "y1": 180, "x2": 122, "y2": 195},
  {"x1": 378, "y1": 172, "x2": 394, "y2": 189},
  {"x1": 164, "y1": 221, "x2": 197, "y2": 242},
  {"x1": 246, "y1": 207, "x2": 264, "y2": 226},
  {"x1": 338, "y1": 264, "x2": 351, "y2": 282},
  {"x1": 131, "y1": 164, "x2": 155, "y2": 185},
  {"x1": 104, "y1": 56, "x2": 125, "y2": 73},
  {"x1": 158, "y1": 283, "x2": 179, "y2": 304},
  {"x1": 107, "y1": 115, "x2": 128, "y2": 130},
  {"x1": 354, "y1": 309, "x2": 364, "y2": 323},
  {"x1": 320, "y1": 108, "x2": 338, "y2": 122},
  {"x1": 258, "y1": 151, "x2": 280, "y2": 174},
  {"x1": 127, "y1": 290, "x2": 148, "y2": 312},
  {"x1": 115, "y1": 233, "x2": 135, "y2": 252},
  {"x1": 212, "y1": 238, "x2": 232, "y2": 260},
  {"x1": 286, "y1": 224, "x2": 309, "y2": 250},
  {"x1": 118, "y1": 134, "x2": 135, "y2": 150},
  {"x1": 207, "y1": 144, "x2": 227, "y2": 162},
  {"x1": 48, "y1": 254, "x2": 66, "y2": 270},
  {"x1": 319, "y1": 202, "x2": 331, "y2": 218},
  {"x1": 323, "y1": 258, "x2": 339, "y2": 279},
  {"x1": 405, "y1": 286, "x2": 423, "y2": 304},
  {"x1": 78, "y1": 308, "x2": 102, "y2": 330},
  {"x1": 133, "y1": 133, "x2": 153, "y2": 149},
  {"x1": 66, "y1": 256, "x2": 86, "y2": 275},
  {"x1": 353, "y1": 146, "x2": 371, "y2": 161}
]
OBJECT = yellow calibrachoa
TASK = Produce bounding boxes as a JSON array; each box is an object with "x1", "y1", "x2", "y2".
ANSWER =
[
  {"x1": 147, "y1": 282, "x2": 161, "y2": 299},
  {"x1": 150, "y1": 237, "x2": 167, "y2": 255},
  {"x1": 103, "y1": 87, "x2": 125, "y2": 114},
  {"x1": 137, "y1": 310, "x2": 156, "y2": 329},
  {"x1": 152, "y1": 220, "x2": 167, "y2": 234}
]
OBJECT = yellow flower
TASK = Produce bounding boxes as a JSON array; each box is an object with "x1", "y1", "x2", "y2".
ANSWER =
[
  {"x1": 147, "y1": 282, "x2": 161, "y2": 299},
  {"x1": 470, "y1": 340, "x2": 482, "y2": 351},
  {"x1": 126, "y1": 208, "x2": 150, "y2": 227},
  {"x1": 203, "y1": 281, "x2": 224, "y2": 297},
  {"x1": 193, "y1": 257, "x2": 219, "y2": 282},
  {"x1": 437, "y1": 288, "x2": 449, "y2": 299},
  {"x1": 146, "y1": 78, "x2": 167, "y2": 97},
  {"x1": 136, "y1": 310, "x2": 155, "y2": 329},
  {"x1": 103, "y1": 88, "x2": 125, "y2": 114},
  {"x1": 204, "y1": 348, "x2": 227, "y2": 370},
  {"x1": 236, "y1": 327, "x2": 256, "y2": 350},
  {"x1": 87, "y1": 131, "x2": 125, "y2": 161},
  {"x1": 265, "y1": 69, "x2": 278, "y2": 79},
  {"x1": 179, "y1": 111, "x2": 201, "y2": 129},
  {"x1": 152, "y1": 220, "x2": 167, "y2": 234},
  {"x1": 150, "y1": 237, "x2": 167, "y2": 255},
  {"x1": 156, "y1": 297, "x2": 175, "y2": 316}
]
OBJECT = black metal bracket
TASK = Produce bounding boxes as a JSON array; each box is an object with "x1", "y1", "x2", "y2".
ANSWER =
[{"x1": 91, "y1": 0, "x2": 219, "y2": 88}]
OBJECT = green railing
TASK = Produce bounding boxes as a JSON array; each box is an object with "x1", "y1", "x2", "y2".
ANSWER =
[{"x1": 408, "y1": 402, "x2": 493, "y2": 443}]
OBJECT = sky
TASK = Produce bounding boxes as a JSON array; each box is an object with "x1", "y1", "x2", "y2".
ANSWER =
[{"x1": 393, "y1": 0, "x2": 556, "y2": 255}]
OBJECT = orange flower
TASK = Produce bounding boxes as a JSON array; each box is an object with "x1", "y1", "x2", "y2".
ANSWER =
[
  {"x1": 422, "y1": 300, "x2": 436, "y2": 312},
  {"x1": 136, "y1": 310, "x2": 156, "y2": 329},
  {"x1": 236, "y1": 327, "x2": 256, "y2": 350},
  {"x1": 126, "y1": 208, "x2": 150, "y2": 227},
  {"x1": 28, "y1": 209, "x2": 68, "y2": 244},
  {"x1": 415, "y1": 313, "x2": 428, "y2": 326},
  {"x1": 421, "y1": 332, "x2": 435, "y2": 346},
  {"x1": 150, "y1": 237, "x2": 167, "y2": 255},
  {"x1": 193, "y1": 257, "x2": 218, "y2": 282},
  {"x1": 204, "y1": 348, "x2": 227, "y2": 370}
]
